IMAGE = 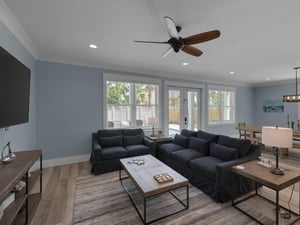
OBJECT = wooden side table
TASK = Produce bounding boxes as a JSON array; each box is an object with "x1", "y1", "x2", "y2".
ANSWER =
[
  {"x1": 147, "y1": 135, "x2": 172, "y2": 157},
  {"x1": 232, "y1": 160, "x2": 300, "y2": 225}
]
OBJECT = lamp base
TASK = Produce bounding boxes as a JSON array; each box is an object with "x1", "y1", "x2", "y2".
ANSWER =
[{"x1": 270, "y1": 167, "x2": 285, "y2": 175}]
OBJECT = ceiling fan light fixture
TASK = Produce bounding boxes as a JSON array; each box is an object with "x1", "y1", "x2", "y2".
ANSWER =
[{"x1": 283, "y1": 67, "x2": 300, "y2": 102}]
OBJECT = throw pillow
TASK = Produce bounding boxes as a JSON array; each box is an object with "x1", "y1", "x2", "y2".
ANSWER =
[
  {"x1": 98, "y1": 135, "x2": 123, "y2": 148},
  {"x1": 123, "y1": 135, "x2": 143, "y2": 146},
  {"x1": 173, "y1": 134, "x2": 189, "y2": 147},
  {"x1": 188, "y1": 137, "x2": 210, "y2": 155},
  {"x1": 197, "y1": 130, "x2": 218, "y2": 142},
  {"x1": 181, "y1": 129, "x2": 197, "y2": 137},
  {"x1": 217, "y1": 135, "x2": 251, "y2": 157},
  {"x1": 210, "y1": 142, "x2": 238, "y2": 162}
]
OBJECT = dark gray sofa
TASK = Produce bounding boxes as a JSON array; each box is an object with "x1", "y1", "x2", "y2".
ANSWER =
[
  {"x1": 158, "y1": 129, "x2": 261, "y2": 202},
  {"x1": 90, "y1": 128, "x2": 155, "y2": 174}
]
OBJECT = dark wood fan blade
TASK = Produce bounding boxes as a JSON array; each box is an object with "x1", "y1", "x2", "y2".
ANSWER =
[
  {"x1": 183, "y1": 30, "x2": 221, "y2": 45},
  {"x1": 181, "y1": 46, "x2": 203, "y2": 57},
  {"x1": 134, "y1": 40, "x2": 168, "y2": 44}
]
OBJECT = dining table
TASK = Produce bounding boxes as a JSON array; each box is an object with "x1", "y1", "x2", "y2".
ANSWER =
[{"x1": 236, "y1": 125, "x2": 300, "y2": 157}]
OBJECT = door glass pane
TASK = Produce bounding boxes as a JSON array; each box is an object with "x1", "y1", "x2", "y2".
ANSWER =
[
  {"x1": 187, "y1": 91, "x2": 198, "y2": 131},
  {"x1": 168, "y1": 89, "x2": 180, "y2": 136}
]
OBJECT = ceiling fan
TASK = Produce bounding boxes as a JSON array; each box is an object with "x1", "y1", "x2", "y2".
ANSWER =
[{"x1": 134, "y1": 16, "x2": 221, "y2": 58}]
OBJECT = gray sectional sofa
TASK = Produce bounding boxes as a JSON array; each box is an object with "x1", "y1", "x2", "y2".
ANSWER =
[
  {"x1": 158, "y1": 129, "x2": 261, "y2": 202},
  {"x1": 90, "y1": 128, "x2": 155, "y2": 174}
]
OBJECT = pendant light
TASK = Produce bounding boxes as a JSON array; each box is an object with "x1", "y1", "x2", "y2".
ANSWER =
[{"x1": 283, "y1": 67, "x2": 300, "y2": 102}]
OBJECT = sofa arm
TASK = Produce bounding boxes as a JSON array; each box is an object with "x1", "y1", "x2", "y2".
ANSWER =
[
  {"x1": 90, "y1": 133, "x2": 102, "y2": 162},
  {"x1": 215, "y1": 147, "x2": 261, "y2": 198},
  {"x1": 143, "y1": 137, "x2": 156, "y2": 155}
]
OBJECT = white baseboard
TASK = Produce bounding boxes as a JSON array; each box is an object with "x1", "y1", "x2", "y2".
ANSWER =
[{"x1": 31, "y1": 154, "x2": 90, "y2": 170}]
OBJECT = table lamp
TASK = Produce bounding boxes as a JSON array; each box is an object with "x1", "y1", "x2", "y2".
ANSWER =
[{"x1": 262, "y1": 126, "x2": 292, "y2": 175}]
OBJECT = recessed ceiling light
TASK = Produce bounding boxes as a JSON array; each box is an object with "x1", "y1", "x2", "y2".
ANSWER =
[
  {"x1": 265, "y1": 77, "x2": 270, "y2": 81},
  {"x1": 182, "y1": 62, "x2": 189, "y2": 66},
  {"x1": 229, "y1": 71, "x2": 235, "y2": 74},
  {"x1": 89, "y1": 44, "x2": 98, "y2": 49}
]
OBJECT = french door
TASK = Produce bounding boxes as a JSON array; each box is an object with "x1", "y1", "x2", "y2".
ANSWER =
[{"x1": 166, "y1": 87, "x2": 201, "y2": 136}]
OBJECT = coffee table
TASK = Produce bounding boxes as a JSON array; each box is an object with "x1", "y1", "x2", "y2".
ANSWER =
[{"x1": 119, "y1": 154, "x2": 189, "y2": 225}]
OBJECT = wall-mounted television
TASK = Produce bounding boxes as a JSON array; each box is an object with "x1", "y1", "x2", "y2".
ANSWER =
[{"x1": 0, "y1": 46, "x2": 31, "y2": 128}]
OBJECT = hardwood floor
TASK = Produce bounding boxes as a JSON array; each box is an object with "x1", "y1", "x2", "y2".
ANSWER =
[
  {"x1": 30, "y1": 162, "x2": 91, "y2": 225},
  {"x1": 29, "y1": 159, "x2": 300, "y2": 225}
]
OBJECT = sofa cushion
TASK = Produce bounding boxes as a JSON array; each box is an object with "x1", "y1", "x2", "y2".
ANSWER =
[
  {"x1": 123, "y1": 135, "x2": 143, "y2": 146},
  {"x1": 159, "y1": 143, "x2": 185, "y2": 157},
  {"x1": 98, "y1": 135, "x2": 123, "y2": 147},
  {"x1": 171, "y1": 149, "x2": 204, "y2": 165},
  {"x1": 189, "y1": 156, "x2": 223, "y2": 180},
  {"x1": 173, "y1": 134, "x2": 189, "y2": 147},
  {"x1": 217, "y1": 135, "x2": 251, "y2": 157},
  {"x1": 197, "y1": 130, "x2": 218, "y2": 142},
  {"x1": 125, "y1": 145, "x2": 149, "y2": 156},
  {"x1": 98, "y1": 129, "x2": 122, "y2": 137},
  {"x1": 210, "y1": 143, "x2": 238, "y2": 162},
  {"x1": 122, "y1": 128, "x2": 144, "y2": 136},
  {"x1": 101, "y1": 146, "x2": 128, "y2": 160},
  {"x1": 181, "y1": 129, "x2": 197, "y2": 137},
  {"x1": 189, "y1": 137, "x2": 210, "y2": 155}
]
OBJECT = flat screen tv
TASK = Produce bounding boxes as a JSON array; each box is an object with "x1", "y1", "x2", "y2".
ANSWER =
[{"x1": 0, "y1": 46, "x2": 31, "y2": 128}]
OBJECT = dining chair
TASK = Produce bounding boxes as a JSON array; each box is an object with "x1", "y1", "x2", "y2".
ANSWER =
[{"x1": 237, "y1": 122, "x2": 250, "y2": 139}]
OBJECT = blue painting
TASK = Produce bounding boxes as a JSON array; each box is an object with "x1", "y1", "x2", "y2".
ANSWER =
[{"x1": 263, "y1": 99, "x2": 284, "y2": 112}]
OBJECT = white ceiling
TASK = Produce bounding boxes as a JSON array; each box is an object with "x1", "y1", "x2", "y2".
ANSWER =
[{"x1": 3, "y1": 0, "x2": 300, "y2": 86}]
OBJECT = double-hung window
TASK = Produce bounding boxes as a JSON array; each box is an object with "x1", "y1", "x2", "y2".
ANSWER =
[
  {"x1": 104, "y1": 73, "x2": 160, "y2": 129},
  {"x1": 208, "y1": 86, "x2": 235, "y2": 124}
]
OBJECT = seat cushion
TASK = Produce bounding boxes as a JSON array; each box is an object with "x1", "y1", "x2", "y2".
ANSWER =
[
  {"x1": 173, "y1": 134, "x2": 189, "y2": 147},
  {"x1": 159, "y1": 143, "x2": 185, "y2": 157},
  {"x1": 101, "y1": 146, "x2": 128, "y2": 160},
  {"x1": 171, "y1": 149, "x2": 204, "y2": 165},
  {"x1": 189, "y1": 156, "x2": 223, "y2": 180},
  {"x1": 210, "y1": 143, "x2": 238, "y2": 162},
  {"x1": 217, "y1": 135, "x2": 251, "y2": 157},
  {"x1": 188, "y1": 137, "x2": 210, "y2": 155},
  {"x1": 98, "y1": 135, "x2": 123, "y2": 147},
  {"x1": 123, "y1": 135, "x2": 143, "y2": 146},
  {"x1": 125, "y1": 145, "x2": 149, "y2": 156}
]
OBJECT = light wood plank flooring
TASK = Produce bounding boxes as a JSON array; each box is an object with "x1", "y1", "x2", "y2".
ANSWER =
[{"x1": 29, "y1": 158, "x2": 300, "y2": 225}]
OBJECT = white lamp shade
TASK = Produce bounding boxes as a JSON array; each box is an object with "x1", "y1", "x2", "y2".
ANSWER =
[{"x1": 262, "y1": 126, "x2": 293, "y2": 148}]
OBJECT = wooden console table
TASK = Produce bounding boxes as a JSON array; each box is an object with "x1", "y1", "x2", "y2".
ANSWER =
[
  {"x1": 0, "y1": 150, "x2": 42, "y2": 225},
  {"x1": 232, "y1": 160, "x2": 300, "y2": 225}
]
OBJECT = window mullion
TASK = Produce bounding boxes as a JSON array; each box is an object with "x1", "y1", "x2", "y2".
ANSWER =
[{"x1": 131, "y1": 83, "x2": 136, "y2": 127}]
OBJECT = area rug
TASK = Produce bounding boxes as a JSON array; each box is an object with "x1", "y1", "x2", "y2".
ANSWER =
[{"x1": 72, "y1": 171, "x2": 274, "y2": 225}]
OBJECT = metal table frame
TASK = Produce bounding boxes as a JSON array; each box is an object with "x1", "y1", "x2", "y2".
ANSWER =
[{"x1": 119, "y1": 169, "x2": 189, "y2": 225}]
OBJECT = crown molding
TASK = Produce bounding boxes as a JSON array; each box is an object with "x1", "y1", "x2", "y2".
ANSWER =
[{"x1": 0, "y1": 0, "x2": 39, "y2": 58}]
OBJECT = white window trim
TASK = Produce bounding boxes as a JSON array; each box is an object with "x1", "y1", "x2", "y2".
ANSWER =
[
  {"x1": 103, "y1": 73, "x2": 162, "y2": 129},
  {"x1": 207, "y1": 85, "x2": 236, "y2": 126}
]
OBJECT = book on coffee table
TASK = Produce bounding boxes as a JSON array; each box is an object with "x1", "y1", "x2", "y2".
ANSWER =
[{"x1": 153, "y1": 173, "x2": 173, "y2": 183}]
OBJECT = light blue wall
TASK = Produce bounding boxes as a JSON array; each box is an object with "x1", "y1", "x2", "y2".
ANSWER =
[
  {"x1": 36, "y1": 61, "x2": 102, "y2": 159},
  {"x1": 254, "y1": 83, "x2": 298, "y2": 127},
  {"x1": 0, "y1": 21, "x2": 37, "y2": 152},
  {"x1": 205, "y1": 85, "x2": 255, "y2": 137},
  {"x1": 35, "y1": 60, "x2": 257, "y2": 159}
]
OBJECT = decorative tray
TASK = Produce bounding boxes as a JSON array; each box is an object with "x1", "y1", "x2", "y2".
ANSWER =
[{"x1": 153, "y1": 173, "x2": 173, "y2": 183}]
